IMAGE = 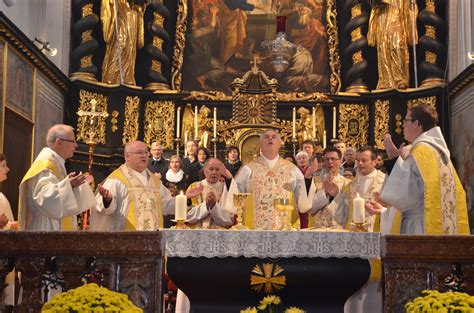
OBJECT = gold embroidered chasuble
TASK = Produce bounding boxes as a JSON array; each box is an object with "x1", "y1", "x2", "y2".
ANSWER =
[
  {"x1": 310, "y1": 174, "x2": 351, "y2": 228},
  {"x1": 109, "y1": 165, "x2": 164, "y2": 231},
  {"x1": 245, "y1": 157, "x2": 298, "y2": 230},
  {"x1": 411, "y1": 143, "x2": 469, "y2": 235},
  {"x1": 187, "y1": 180, "x2": 226, "y2": 229}
]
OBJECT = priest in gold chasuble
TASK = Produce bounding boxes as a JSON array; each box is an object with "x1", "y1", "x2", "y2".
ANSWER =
[
  {"x1": 186, "y1": 158, "x2": 237, "y2": 229},
  {"x1": 235, "y1": 129, "x2": 306, "y2": 230},
  {"x1": 380, "y1": 105, "x2": 470, "y2": 235},
  {"x1": 91, "y1": 141, "x2": 175, "y2": 231}
]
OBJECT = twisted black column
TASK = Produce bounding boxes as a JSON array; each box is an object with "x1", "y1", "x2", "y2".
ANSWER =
[
  {"x1": 343, "y1": 0, "x2": 369, "y2": 93},
  {"x1": 144, "y1": 2, "x2": 171, "y2": 91},
  {"x1": 419, "y1": 0, "x2": 446, "y2": 87},
  {"x1": 70, "y1": 0, "x2": 99, "y2": 82}
]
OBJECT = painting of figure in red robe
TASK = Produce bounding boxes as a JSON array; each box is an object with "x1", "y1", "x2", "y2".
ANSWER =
[{"x1": 182, "y1": 0, "x2": 330, "y2": 94}]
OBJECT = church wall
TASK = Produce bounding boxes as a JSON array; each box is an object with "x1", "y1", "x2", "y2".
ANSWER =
[{"x1": 0, "y1": 0, "x2": 70, "y2": 74}]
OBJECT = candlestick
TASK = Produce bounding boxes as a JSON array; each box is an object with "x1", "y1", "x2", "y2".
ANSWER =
[
  {"x1": 332, "y1": 106, "x2": 336, "y2": 139},
  {"x1": 312, "y1": 106, "x2": 316, "y2": 140},
  {"x1": 174, "y1": 137, "x2": 182, "y2": 156},
  {"x1": 292, "y1": 107, "x2": 296, "y2": 139},
  {"x1": 194, "y1": 106, "x2": 198, "y2": 140},
  {"x1": 213, "y1": 107, "x2": 217, "y2": 138},
  {"x1": 175, "y1": 191, "x2": 187, "y2": 221},
  {"x1": 323, "y1": 130, "x2": 327, "y2": 149},
  {"x1": 176, "y1": 107, "x2": 181, "y2": 138},
  {"x1": 353, "y1": 193, "x2": 365, "y2": 224}
]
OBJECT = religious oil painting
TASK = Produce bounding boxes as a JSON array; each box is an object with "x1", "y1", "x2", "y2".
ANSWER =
[
  {"x1": 6, "y1": 48, "x2": 34, "y2": 120},
  {"x1": 451, "y1": 103, "x2": 474, "y2": 232},
  {"x1": 182, "y1": 0, "x2": 330, "y2": 94}
]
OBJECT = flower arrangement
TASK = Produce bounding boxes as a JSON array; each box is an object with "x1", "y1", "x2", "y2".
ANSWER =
[
  {"x1": 240, "y1": 295, "x2": 305, "y2": 313},
  {"x1": 405, "y1": 290, "x2": 474, "y2": 313},
  {"x1": 41, "y1": 283, "x2": 142, "y2": 313}
]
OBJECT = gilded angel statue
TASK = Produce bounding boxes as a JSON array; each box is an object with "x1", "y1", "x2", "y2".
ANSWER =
[
  {"x1": 295, "y1": 106, "x2": 326, "y2": 146},
  {"x1": 101, "y1": 0, "x2": 147, "y2": 85},
  {"x1": 181, "y1": 104, "x2": 212, "y2": 148}
]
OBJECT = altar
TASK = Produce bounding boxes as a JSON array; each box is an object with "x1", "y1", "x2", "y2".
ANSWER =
[{"x1": 163, "y1": 229, "x2": 380, "y2": 313}]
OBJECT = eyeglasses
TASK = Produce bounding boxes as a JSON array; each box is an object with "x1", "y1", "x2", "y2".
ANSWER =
[
  {"x1": 127, "y1": 150, "x2": 149, "y2": 156},
  {"x1": 403, "y1": 118, "x2": 416, "y2": 123},
  {"x1": 324, "y1": 157, "x2": 340, "y2": 162},
  {"x1": 59, "y1": 138, "x2": 76, "y2": 144}
]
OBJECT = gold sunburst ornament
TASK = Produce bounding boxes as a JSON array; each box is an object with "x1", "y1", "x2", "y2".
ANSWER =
[{"x1": 250, "y1": 263, "x2": 286, "y2": 294}]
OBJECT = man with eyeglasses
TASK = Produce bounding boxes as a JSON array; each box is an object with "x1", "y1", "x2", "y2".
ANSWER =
[
  {"x1": 147, "y1": 142, "x2": 168, "y2": 178},
  {"x1": 90, "y1": 140, "x2": 176, "y2": 231},
  {"x1": 380, "y1": 105, "x2": 469, "y2": 235},
  {"x1": 299, "y1": 146, "x2": 351, "y2": 229},
  {"x1": 18, "y1": 124, "x2": 98, "y2": 231}
]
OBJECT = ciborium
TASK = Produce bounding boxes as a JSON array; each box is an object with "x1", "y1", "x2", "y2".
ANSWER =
[
  {"x1": 232, "y1": 193, "x2": 250, "y2": 230},
  {"x1": 274, "y1": 197, "x2": 295, "y2": 231}
]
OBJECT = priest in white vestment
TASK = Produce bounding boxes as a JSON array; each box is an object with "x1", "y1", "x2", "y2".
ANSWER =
[
  {"x1": 380, "y1": 105, "x2": 470, "y2": 235},
  {"x1": 185, "y1": 158, "x2": 237, "y2": 229},
  {"x1": 234, "y1": 129, "x2": 305, "y2": 230},
  {"x1": 298, "y1": 146, "x2": 351, "y2": 228},
  {"x1": 90, "y1": 140, "x2": 175, "y2": 231},
  {"x1": 18, "y1": 124, "x2": 97, "y2": 231}
]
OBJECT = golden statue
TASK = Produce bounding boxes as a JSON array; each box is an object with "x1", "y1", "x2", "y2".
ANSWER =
[
  {"x1": 367, "y1": 0, "x2": 417, "y2": 89},
  {"x1": 101, "y1": 0, "x2": 146, "y2": 85},
  {"x1": 182, "y1": 104, "x2": 212, "y2": 148},
  {"x1": 296, "y1": 106, "x2": 325, "y2": 146}
]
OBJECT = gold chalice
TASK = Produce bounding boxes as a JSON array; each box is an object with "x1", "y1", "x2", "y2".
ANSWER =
[
  {"x1": 232, "y1": 193, "x2": 250, "y2": 230},
  {"x1": 274, "y1": 198, "x2": 296, "y2": 231}
]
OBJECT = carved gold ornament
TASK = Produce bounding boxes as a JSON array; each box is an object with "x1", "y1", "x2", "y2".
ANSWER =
[
  {"x1": 327, "y1": 0, "x2": 342, "y2": 94},
  {"x1": 144, "y1": 100, "x2": 175, "y2": 149},
  {"x1": 111, "y1": 110, "x2": 119, "y2": 132},
  {"x1": 395, "y1": 114, "x2": 403, "y2": 134},
  {"x1": 250, "y1": 263, "x2": 286, "y2": 294},
  {"x1": 407, "y1": 96, "x2": 436, "y2": 109},
  {"x1": 76, "y1": 90, "x2": 108, "y2": 145},
  {"x1": 122, "y1": 96, "x2": 140, "y2": 145},
  {"x1": 374, "y1": 100, "x2": 390, "y2": 149},
  {"x1": 170, "y1": 0, "x2": 187, "y2": 91},
  {"x1": 338, "y1": 104, "x2": 369, "y2": 147}
]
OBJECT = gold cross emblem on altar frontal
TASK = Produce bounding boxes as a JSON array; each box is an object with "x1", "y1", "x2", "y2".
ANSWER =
[{"x1": 250, "y1": 263, "x2": 286, "y2": 293}]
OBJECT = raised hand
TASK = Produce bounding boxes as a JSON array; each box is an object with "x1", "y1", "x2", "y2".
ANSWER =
[
  {"x1": 98, "y1": 184, "x2": 112, "y2": 202},
  {"x1": 383, "y1": 134, "x2": 399, "y2": 159},
  {"x1": 68, "y1": 172, "x2": 92, "y2": 188},
  {"x1": 366, "y1": 199, "x2": 382, "y2": 214},
  {"x1": 186, "y1": 184, "x2": 204, "y2": 199},
  {"x1": 205, "y1": 191, "x2": 217, "y2": 210}
]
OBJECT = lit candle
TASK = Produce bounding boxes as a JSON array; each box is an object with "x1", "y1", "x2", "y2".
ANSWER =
[
  {"x1": 312, "y1": 106, "x2": 316, "y2": 139},
  {"x1": 353, "y1": 193, "x2": 365, "y2": 224},
  {"x1": 175, "y1": 191, "x2": 187, "y2": 221},
  {"x1": 332, "y1": 106, "x2": 336, "y2": 139},
  {"x1": 213, "y1": 107, "x2": 217, "y2": 138},
  {"x1": 292, "y1": 107, "x2": 296, "y2": 139},
  {"x1": 194, "y1": 106, "x2": 198, "y2": 140},
  {"x1": 323, "y1": 130, "x2": 327, "y2": 149},
  {"x1": 176, "y1": 107, "x2": 181, "y2": 138}
]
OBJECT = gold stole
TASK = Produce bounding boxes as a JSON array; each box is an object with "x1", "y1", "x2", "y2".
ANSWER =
[
  {"x1": 411, "y1": 144, "x2": 469, "y2": 234},
  {"x1": 18, "y1": 159, "x2": 75, "y2": 230},
  {"x1": 108, "y1": 165, "x2": 163, "y2": 231},
  {"x1": 245, "y1": 157, "x2": 298, "y2": 230},
  {"x1": 187, "y1": 180, "x2": 225, "y2": 229},
  {"x1": 309, "y1": 175, "x2": 350, "y2": 228}
]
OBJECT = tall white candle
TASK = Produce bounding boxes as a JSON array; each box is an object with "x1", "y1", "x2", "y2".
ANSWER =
[
  {"x1": 353, "y1": 193, "x2": 365, "y2": 223},
  {"x1": 194, "y1": 106, "x2": 198, "y2": 140},
  {"x1": 175, "y1": 191, "x2": 187, "y2": 221},
  {"x1": 332, "y1": 106, "x2": 336, "y2": 139},
  {"x1": 176, "y1": 107, "x2": 181, "y2": 138},
  {"x1": 323, "y1": 130, "x2": 327, "y2": 149},
  {"x1": 184, "y1": 130, "x2": 188, "y2": 146},
  {"x1": 292, "y1": 107, "x2": 296, "y2": 139},
  {"x1": 312, "y1": 107, "x2": 316, "y2": 139},
  {"x1": 213, "y1": 107, "x2": 217, "y2": 138}
]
